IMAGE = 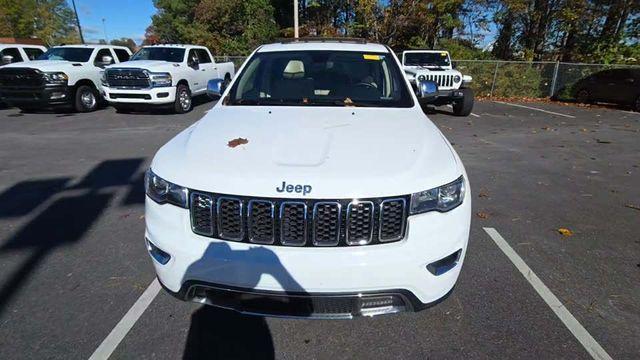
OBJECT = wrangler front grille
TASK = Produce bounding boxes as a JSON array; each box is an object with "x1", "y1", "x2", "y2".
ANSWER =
[
  {"x1": 419, "y1": 74, "x2": 454, "y2": 88},
  {"x1": 190, "y1": 193, "x2": 409, "y2": 247}
]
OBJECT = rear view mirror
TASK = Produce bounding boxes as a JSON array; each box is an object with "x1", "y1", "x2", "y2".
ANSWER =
[
  {"x1": 1, "y1": 55, "x2": 13, "y2": 65},
  {"x1": 418, "y1": 80, "x2": 438, "y2": 100},
  {"x1": 207, "y1": 78, "x2": 224, "y2": 98}
]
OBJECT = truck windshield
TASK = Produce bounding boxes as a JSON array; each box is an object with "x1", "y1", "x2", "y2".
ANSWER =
[
  {"x1": 404, "y1": 52, "x2": 450, "y2": 67},
  {"x1": 227, "y1": 51, "x2": 413, "y2": 107},
  {"x1": 37, "y1": 48, "x2": 94, "y2": 62},
  {"x1": 130, "y1": 47, "x2": 185, "y2": 63}
]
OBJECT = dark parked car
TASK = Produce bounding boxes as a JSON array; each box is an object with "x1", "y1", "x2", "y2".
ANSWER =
[{"x1": 573, "y1": 68, "x2": 640, "y2": 111}]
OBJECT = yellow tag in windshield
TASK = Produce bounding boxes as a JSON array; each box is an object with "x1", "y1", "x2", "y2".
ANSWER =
[{"x1": 363, "y1": 54, "x2": 382, "y2": 60}]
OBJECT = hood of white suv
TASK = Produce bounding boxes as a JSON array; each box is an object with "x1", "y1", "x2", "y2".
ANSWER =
[
  {"x1": 152, "y1": 106, "x2": 461, "y2": 199},
  {"x1": 110, "y1": 60, "x2": 180, "y2": 71}
]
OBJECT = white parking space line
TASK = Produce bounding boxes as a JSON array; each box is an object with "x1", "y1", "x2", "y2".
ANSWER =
[
  {"x1": 444, "y1": 104, "x2": 480, "y2": 117},
  {"x1": 483, "y1": 228, "x2": 612, "y2": 360},
  {"x1": 493, "y1": 101, "x2": 576, "y2": 118},
  {"x1": 88, "y1": 279, "x2": 161, "y2": 360}
]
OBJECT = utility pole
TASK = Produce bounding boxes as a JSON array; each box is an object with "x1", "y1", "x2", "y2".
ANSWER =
[
  {"x1": 102, "y1": 18, "x2": 109, "y2": 43},
  {"x1": 71, "y1": 0, "x2": 85, "y2": 44},
  {"x1": 293, "y1": 0, "x2": 299, "y2": 38}
]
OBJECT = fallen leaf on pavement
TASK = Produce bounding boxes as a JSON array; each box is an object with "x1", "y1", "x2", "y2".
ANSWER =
[
  {"x1": 557, "y1": 228, "x2": 573, "y2": 237},
  {"x1": 476, "y1": 212, "x2": 489, "y2": 219}
]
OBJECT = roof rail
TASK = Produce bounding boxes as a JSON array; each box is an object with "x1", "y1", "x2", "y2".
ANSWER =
[{"x1": 277, "y1": 37, "x2": 368, "y2": 44}]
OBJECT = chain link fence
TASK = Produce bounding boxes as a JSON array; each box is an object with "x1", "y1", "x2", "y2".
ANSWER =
[{"x1": 216, "y1": 55, "x2": 639, "y2": 101}]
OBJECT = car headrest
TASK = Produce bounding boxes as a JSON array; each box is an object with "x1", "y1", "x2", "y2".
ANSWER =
[{"x1": 283, "y1": 60, "x2": 305, "y2": 79}]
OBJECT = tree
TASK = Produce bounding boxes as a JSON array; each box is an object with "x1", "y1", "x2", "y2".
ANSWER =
[
  {"x1": 110, "y1": 38, "x2": 138, "y2": 52},
  {"x1": 0, "y1": 0, "x2": 79, "y2": 45}
]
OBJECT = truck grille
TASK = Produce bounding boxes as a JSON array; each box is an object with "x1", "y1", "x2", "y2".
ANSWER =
[
  {"x1": 419, "y1": 74, "x2": 454, "y2": 88},
  {"x1": 190, "y1": 193, "x2": 409, "y2": 247},
  {"x1": 105, "y1": 68, "x2": 150, "y2": 89},
  {"x1": 0, "y1": 68, "x2": 44, "y2": 87}
]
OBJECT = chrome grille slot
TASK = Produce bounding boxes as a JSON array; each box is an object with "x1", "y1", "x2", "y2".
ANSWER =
[
  {"x1": 190, "y1": 193, "x2": 214, "y2": 236},
  {"x1": 216, "y1": 197, "x2": 243, "y2": 241},
  {"x1": 280, "y1": 202, "x2": 307, "y2": 246},
  {"x1": 248, "y1": 200, "x2": 275, "y2": 244},
  {"x1": 379, "y1": 199, "x2": 407, "y2": 242},
  {"x1": 346, "y1": 201, "x2": 374, "y2": 245},
  {"x1": 312, "y1": 202, "x2": 341, "y2": 246}
]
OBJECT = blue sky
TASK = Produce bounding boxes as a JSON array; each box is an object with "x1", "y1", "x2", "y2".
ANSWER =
[{"x1": 68, "y1": 0, "x2": 156, "y2": 45}]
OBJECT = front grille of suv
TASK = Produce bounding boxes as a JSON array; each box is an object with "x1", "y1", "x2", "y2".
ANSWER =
[
  {"x1": 419, "y1": 74, "x2": 454, "y2": 88},
  {"x1": 190, "y1": 192, "x2": 409, "y2": 247},
  {"x1": 105, "y1": 68, "x2": 150, "y2": 89}
]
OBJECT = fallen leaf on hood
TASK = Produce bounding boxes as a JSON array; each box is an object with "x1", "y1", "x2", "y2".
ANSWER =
[
  {"x1": 228, "y1": 137, "x2": 249, "y2": 148},
  {"x1": 557, "y1": 228, "x2": 573, "y2": 237}
]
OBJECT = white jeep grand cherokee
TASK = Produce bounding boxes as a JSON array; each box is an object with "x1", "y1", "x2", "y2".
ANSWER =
[{"x1": 144, "y1": 39, "x2": 471, "y2": 319}]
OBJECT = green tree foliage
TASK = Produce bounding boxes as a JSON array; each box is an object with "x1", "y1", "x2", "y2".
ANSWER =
[
  {"x1": 110, "y1": 38, "x2": 138, "y2": 52},
  {"x1": 0, "y1": 0, "x2": 79, "y2": 45}
]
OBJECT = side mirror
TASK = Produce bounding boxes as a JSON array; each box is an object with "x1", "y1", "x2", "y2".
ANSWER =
[
  {"x1": 2, "y1": 55, "x2": 13, "y2": 65},
  {"x1": 207, "y1": 78, "x2": 224, "y2": 98},
  {"x1": 452, "y1": 63, "x2": 457, "y2": 69},
  {"x1": 189, "y1": 56, "x2": 199, "y2": 68},
  {"x1": 98, "y1": 55, "x2": 113, "y2": 67},
  {"x1": 417, "y1": 80, "x2": 438, "y2": 100}
]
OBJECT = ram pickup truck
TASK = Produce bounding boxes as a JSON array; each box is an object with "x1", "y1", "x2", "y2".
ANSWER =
[
  {"x1": 1, "y1": 44, "x2": 47, "y2": 65},
  {"x1": 144, "y1": 39, "x2": 471, "y2": 319},
  {"x1": 102, "y1": 44, "x2": 235, "y2": 113},
  {"x1": 0, "y1": 44, "x2": 131, "y2": 112},
  {"x1": 402, "y1": 50, "x2": 474, "y2": 116}
]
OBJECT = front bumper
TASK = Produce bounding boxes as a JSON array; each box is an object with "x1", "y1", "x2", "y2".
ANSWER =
[
  {"x1": 145, "y1": 191, "x2": 471, "y2": 318},
  {"x1": 0, "y1": 84, "x2": 72, "y2": 107},
  {"x1": 103, "y1": 86, "x2": 176, "y2": 105}
]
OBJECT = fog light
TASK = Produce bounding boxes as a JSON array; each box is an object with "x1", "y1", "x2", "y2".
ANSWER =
[
  {"x1": 358, "y1": 295, "x2": 406, "y2": 316},
  {"x1": 146, "y1": 238, "x2": 171, "y2": 265},
  {"x1": 157, "y1": 92, "x2": 169, "y2": 98},
  {"x1": 49, "y1": 92, "x2": 66, "y2": 100},
  {"x1": 427, "y1": 249, "x2": 461, "y2": 276}
]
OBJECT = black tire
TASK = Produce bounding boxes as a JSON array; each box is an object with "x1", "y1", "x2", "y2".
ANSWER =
[
  {"x1": 74, "y1": 85, "x2": 99, "y2": 112},
  {"x1": 575, "y1": 89, "x2": 591, "y2": 104},
  {"x1": 222, "y1": 74, "x2": 231, "y2": 90},
  {"x1": 173, "y1": 83, "x2": 192, "y2": 113},
  {"x1": 452, "y1": 88, "x2": 474, "y2": 116}
]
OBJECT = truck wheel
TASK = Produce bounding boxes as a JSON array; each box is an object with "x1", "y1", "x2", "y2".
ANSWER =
[
  {"x1": 452, "y1": 88, "x2": 474, "y2": 116},
  {"x1": 74, "y1": 85, "x2": 98, "y2": 112},
  {"x1": 174, "y1": 84, "x2": 192, "y2": 113}
]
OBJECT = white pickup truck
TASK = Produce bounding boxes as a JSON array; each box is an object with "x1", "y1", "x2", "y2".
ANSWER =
[
  {"x1": 102, "y1": 44, "x2": 235, "y2": 113},
  {"x1": 0, "y1": 44, "x2": 132, "y2": 112},
  {"x1": 402, "y1": 50, "x2": 474, "y2": 116},
  {"x1": 1, "y1": 44, "x2": 47, "y2": 65}
]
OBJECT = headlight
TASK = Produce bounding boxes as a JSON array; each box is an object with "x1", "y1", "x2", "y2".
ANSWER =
[
  {"x1": 149, "y1": 72, "x2": 172, "y2": 87},
  {"x1": 43, "y1": 72, "x2": 68, "y2": 84},
  {"x1": 418, "y1": 75, "x2": 426, "y2": 81},
  {"x1": 453, "y1": 75, "x2": 461, "y2": 83},
  {"x1": 144, "y1": 169, "x2": 188, "y2": 208},
  {"x1": 410, "y1": 176, "x2": 465, "y2": 214}
]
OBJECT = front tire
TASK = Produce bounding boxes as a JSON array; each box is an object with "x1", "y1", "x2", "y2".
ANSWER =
[
  {"x1": 452, "y1": 88, "x2": 474, "y2": 116},
  {"x1": 74, "y1": 85, "x2": 98, "y2": 112},
  {"x1": 173, "y1": 84, "x2": 192, "y2": 113}
]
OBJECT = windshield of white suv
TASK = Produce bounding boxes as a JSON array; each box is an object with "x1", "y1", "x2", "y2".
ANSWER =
[
  {"x1": 227, "y1": 50, "x2": 413, "y2": 107},
  {"x1": 130, "y1": 47, "x2": 185, "y2": 63},
  {"x1": 37, "y1": 48, "x2": 94, "y2": 62},
  {"x1": 404, "y1": 52, "x2": 450, "y2": 67}
]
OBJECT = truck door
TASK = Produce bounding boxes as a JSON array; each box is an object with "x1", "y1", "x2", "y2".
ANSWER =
[
  {"x1": 195, "y1": 48, "x2": 216, "y2": 94},
  {"x1": 186, "y1": 49, "x2": 205, "y2": 94}
]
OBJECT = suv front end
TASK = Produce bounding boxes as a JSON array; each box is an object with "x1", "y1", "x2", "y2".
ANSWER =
[{"x1": 144, "y1": 42, "x2": 471, "y2": 319}]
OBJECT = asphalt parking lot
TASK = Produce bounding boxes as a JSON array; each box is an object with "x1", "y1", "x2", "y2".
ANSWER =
[{"x1": 0, "y1": 99, "x2": 638, "y2": 360}]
